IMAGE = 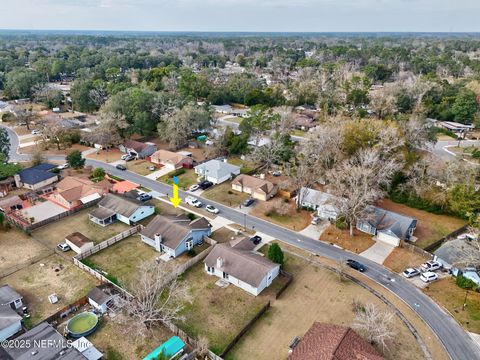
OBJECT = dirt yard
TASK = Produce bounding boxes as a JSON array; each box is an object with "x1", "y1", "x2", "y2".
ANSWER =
[
  {"x1": 202, "y1": 182, "x2": 250, "y2": 207},
  {"x1": 321, "y1": 225, "x2": 376, "y2": 253},
  {"x1": 210, "y1": 227, "x2": 236, "y2": 243},
  {"x1": 84, "y1": 235, "x2": 159, "y2": 288},
  {"x1": 85, "y1": 149, "x2": 123, "y2": 163},
  {"x1": 0, "y1": 229, "x2": 52, "y2": 274},
  {"x1": 33, "y1": 208, "x2": 131, "y2": 248},
  {"x1": 125, "y1": 159, "x2": 157, "y2": 176},
  {"x1": 378, "y1": 199, "x2": 466, "y2": 249},
  {"x1": 250, "y1": 198, "x2": 311, "y2": 231},
  {"x1": 20, "y1": 143, "x2": 90, "y2": 155},
  {"x1": 383, "y1": 247, "x2": 430, "y2": 273},
  {"x1": 1, "y1": 254, "x2": 98, "y2": 325},
  {"x1": 89, "y1": 318, "x2": 173, "y2": 359},
  {"x1": 227, "y1": 249, "x2": 426, "y2": 360},
  {"x1": 423, "y1": 277, "x2": 480, "y2": 334}
]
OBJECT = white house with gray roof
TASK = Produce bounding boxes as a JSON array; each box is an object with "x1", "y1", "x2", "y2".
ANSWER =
[
  {"x1": 194, "y1": 159, "x2": 241, "y2": 184},
  {"x1": 297, "y1": 187, "x2": 340, "y2": 220},
  {"x1": 0, "y1": 285, "x2": 23, "y2": 310}
]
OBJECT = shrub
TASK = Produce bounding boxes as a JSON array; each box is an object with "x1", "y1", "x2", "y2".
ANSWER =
[
  {"x1": 268, "y1": 243, "x2": 284, "y2": 266},
  {"x1": 92, "y1": 167, "x2": 105, "y2": 179},
  {"x1": 456, "y1": 275, "x2": 479, "y2": 291},
  {"x1": 335, "y1": 217, "x2": 348, "y2": 230},
  {"x1": 187, "y1": 249, "x2": 197, "y2": 257},
  {"x1": 187, "y1": 213, "x2": 196, "y2": 221},
  {"x1": 169, "y1": 168, "x2": 186, "y2": 178}
]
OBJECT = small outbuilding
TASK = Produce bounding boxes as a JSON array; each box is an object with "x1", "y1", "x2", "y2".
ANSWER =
[
  {"x1": 87, "y1": 285, "x2": 116, "y2": 314},
  {"x1": 65, "y1": 232, "x2": 94, "y2": 254}
]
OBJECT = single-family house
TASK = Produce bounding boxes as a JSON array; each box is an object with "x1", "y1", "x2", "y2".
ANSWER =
[
  {"x1": 150, "y1": 150, "x2": 194, "y2": 170},
  {"x1": 194, "y1": 159, "x2": 241, "y2": 184},
  {"x1": 297, "y1": 187, "x2": 340, "y2": 220},
  {"x1": 14, "y1": 163, "x2": 58, "y2": 190},
  {"x1": 87, "y1": 285, "x2": 117, "y2": 314},
  {"x1": 0, "y1": 306, "x2": 22, "y2": 341},
  {"x1": 65, "y1": 232, "x2": 94, "y2": 254},
  {"x1": 232, "y1": 174, "x2": 277, "y2": 201},
  {"x1": 0, "y1": 195, "x2": 23, "y2": 213},
  {"x1": 119, "y1": 140, "x2": 157, "y2": 159},
  {"x1": 50, "y1": 176, "x2": 111, "y2": 209},
  {"x1": 212, "y1": 104, "x2": 233, "y2": 114},
  {"x1": 0, "y1": 285, "x2": 23, "y2": 310},
  {"x1": 438, "y1": 121, "x2": 474, "y2": 135},
  {"x1": 140, "y1": 214, "x2": 211, "y2": 258},
  {"x1": 204, "y1": 243, "x2": 280, "y2": 296},
  {"x1": 356, "y1": 206, "x2": 417, "y2": 247},
  {"x1": 1, "y1": 322, "x2": 87, "y2": 360},
  {"x1": 288, "y1": 322, "x2": 385, "y2": 360},
  {"x1": 89, "y1": 193, "x2": 155, "y2": 226}
]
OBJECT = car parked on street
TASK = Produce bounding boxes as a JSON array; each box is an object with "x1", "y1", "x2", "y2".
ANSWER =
[
  {"x1": 421, "y1": 260, "x2": 442, "y2": 272},
  {"x1": 57, "y1": 243, "x2": 71, "y2": 252},
  {"x1": 346, "y1": 259, "x2": 366, "y2": 272},
  {"x1": 116, "y1": 164, "x2": 127, "y2": 171},
  {"x1": 185, "y1": 196, "x2": 202, "y2": 208},
  {"x1": 205, "y1": 204, "x2": 219, "y2": 214},
  {"x1": 420, "y1": 271, "x2": 438, "y2": 283},
  {"x1": 402, "y1": 268, "x2": 420, "y2": 278},
  {"x1": 243, "y1": 197, "x2": 255, "y2": 207},
  {"x1": 198, "y1": 180, "x2": 213, "y2": 190}
]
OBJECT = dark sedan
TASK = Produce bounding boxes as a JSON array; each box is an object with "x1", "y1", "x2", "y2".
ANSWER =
[
  {"x1": 250, "y1": 235, "x2": 262, "y2": 245},
  {"x1": 346, "y1": 259, "x2": 366, "y2": 272},
  {"x1": 198, "y1": 180, "x2": 213, "y2": 190},
  {"x1": 116, "y1": 164, "x2": 127, "y2": 171}
]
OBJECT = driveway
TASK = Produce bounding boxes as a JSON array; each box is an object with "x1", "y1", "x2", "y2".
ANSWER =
[
  {"x1": 299, "y1": 221, "x2": 329, "y2": 239},
  {"x1": 360, "y1": 240, "x2": 395, "y2": 264},
  {"x1": 145, "y1": 167, "x2": 173, "y2": 180}
]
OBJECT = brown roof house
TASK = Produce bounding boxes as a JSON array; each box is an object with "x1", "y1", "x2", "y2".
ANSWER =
[
  {"x1": 65, "y1": 232, "x2": 94, "y2": 254},
  {"x1": 50, "y1": 176, "x2": 111, "y2": 209},
  {"x1": 119, "y1": 140, "x2": 157, "y2": 159},
  {"x1": 150, "y1": 150, "x2": 193, "y2": 170},
  {"x1": 140, "y1": 214, "x2": 211, "y2": 258},
  {"x1": 204, "y1": 241, "x2": 280, "y2": 296},
  {"x1": 232, "y1": 174, "x2": 277, "y2": 201},
  {"x1": 288, "y1": 322, "x2": 385, "y2": 360}
]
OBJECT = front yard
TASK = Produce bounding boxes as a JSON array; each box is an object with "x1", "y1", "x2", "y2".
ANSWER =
[
  {"x1": 33, "y1": 208, "x2": 130, "y2": 248},
  {"x1": 126, "y1": 159, "x2": 158, "y2": 176},
  {"x1": 0, "y1": 254, "x2": 98, "y2": 325},
  {"x1": 202, "y1": 182, "x2": 250, "y2": 207},
  {"x1": 85, "y1": 148, "x2": 123, "y2": 163},
  {"x1": 378, "y1": 199, "x2": 466, "y2": 249},
  {"x1": 250, "y1": 198, "x2": 313, "y2": 231},
  {"x1": 383, "y1": 247, "x2": 430, "y2": 273},
  {"x1": 159, "y1": 168, "x2": 198, "y2": 190},
  {"x1": 321, "y1": 225, "x2": 376, "y2": 254}
]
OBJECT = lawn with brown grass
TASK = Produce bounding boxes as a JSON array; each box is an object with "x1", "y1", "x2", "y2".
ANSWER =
[
  {"x1": 423, "y1": 277, "x2": 480, "y2": 333},
  {"x1": 126, "y1": 159, "x2": 157, "y2": 175},
  {"x1": 85, "y1": 149, "x2": 123, "y2": 163},
  {"x1": 20, "y1": 143, "x2": 90, "y2": 155},
  {"x1": 378, "y1": 199, "x2": 466, "y2": 249},
  {"x1": 320, "y1": 225, "x2": 375, "y2": 253},
  {"x1": 227, "y1": 248, "x2": 425, "y2": 360},
  {"x1": 210, "y1": 227, "x2": 236, "y2": 243},
  {"x1": 159, "y1": 168, "x2": 198, "y2": 190},
  {"x1": 250, "y1": 198, "x2": 311, "y2": 231},
  {"x1": 202, "y1": 182, "x2": 250, "y2": 207},
  {"x1": 383, "y1": 247, "x2": 430, "y2": 273},
  {"x1": 1, "y1": 254, "x2": 98, "y2": 325}
]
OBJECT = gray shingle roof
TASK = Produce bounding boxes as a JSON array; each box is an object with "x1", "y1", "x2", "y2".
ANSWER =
[
  {"x1": 18, "y1": 164, "x2": 57, "y2": 185},
  {"x1": 194, "y1": 160, "x2": 240, "y2": 180},
  {"x1": 363, "y1": 206, "x2": 417, "y2": 240},
  {"x1": 98, "y1": 193, "x2": 144, "y2": 218},
  {"x1": 0, "y1": 305, "x2": 21, "y2": 331},
  {"x1": 0, "y1": 285, "x2": 22, "y2": 305}
]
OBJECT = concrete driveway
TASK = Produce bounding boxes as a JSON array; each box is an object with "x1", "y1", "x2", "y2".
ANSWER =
[
  {"x1": 145, "y1": 167, "x2": 174, "y2": 180},
  {"x1": 360, "y1": 240, "x2": 395, "y2": 264}
]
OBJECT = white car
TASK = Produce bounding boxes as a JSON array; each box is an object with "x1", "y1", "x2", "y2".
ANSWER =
[
  {"x1": 185, "y1": 196, "x2": 202, "y2": 208},
  {"x1": 57, "y1": 243, "x2": 71, "y2": 252},
  {"x1": 420, "y1": 271, "x2": 438, "y2": 283},
  {"x1": 189, "y1": 184, "x2": 200, "y2": 192},
  {"x1": 31, "y1": 130, "x2": 40, "y2": 135},
  {"x1": 148, "y1": 165, "x2": 156, "y2": 171},
  {"x1": 206, "y1": 205, "x2": 219, "y2": 214},
  {"x1": 421, "y1": 260, "x2": 442, "y2": 272},
  {"x1": 402, "y1": 268, "x2": 420, "y2": 278},
  {"x1": 57, "y1": 163, "x2": 69, "y2": 170}
]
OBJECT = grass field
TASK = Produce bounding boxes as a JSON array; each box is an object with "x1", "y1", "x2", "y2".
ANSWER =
[
  {"x1": 321, "y1": 225, "x2": 376, "y2": 253},
  {"x1": 83, "y1": 235, "x2": 158, "y2": 288},
  {"x1": 33, "y1": 208, "x2": 130, "y2": 249},
  {"x1": 178, "y1": 261, "x2": 283, "y2": 355},
  {"x1": 226, "y1": 248, "x2": 425, "y2": 360},
  {"x1": 1, "y1": 254, "x2": 98, "y2": 325},
  {"x1": 423, "y1": 277, "x2": 480, "y2": 334},
  {"x1": 202, "y1": 182, "x2": 250, "y2": 207},
  {"x1": 378, "y1": 199, "x2": 466, "y2": 249},
  {"x1": 383, "y1": 247, "x2": 430, "y2": 273}
]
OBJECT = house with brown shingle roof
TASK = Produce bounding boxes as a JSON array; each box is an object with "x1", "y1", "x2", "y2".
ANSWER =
[
  {"x1": 150, "y1": 150, "x2": 193, "y2": 170},
  {"x1": 204, "y1": 242, "x2": 280, "y2": 296},
  {"x1": 50, "y1": 176, "x2": 111, "y2": 209},
  {"x1": 232, "y1": 174, "x2": 277, "y2": 201},
  {"x1": 119, "y1": 140, "x2": 157, "y2": 159},
  {"x1": 288, "y1": 322, "x2": 385, "y2": 360},
  {"x1": 140, "y1": 214, "x2": 211, "y2": 258}
]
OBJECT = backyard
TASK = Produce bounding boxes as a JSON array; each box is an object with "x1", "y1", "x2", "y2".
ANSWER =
[
  {"x1": 202, "y1": 182, "x2": 250, "y2": 207},
  {"x1": 177, "y1": 261, "x2": 285, "y2": 355},
  {"x1": 226, "y1": 247, "x2": 427, "y2": 360},
  {"x1": 0, "y1": 254, "x2": 98, "y2": 325},
  {"x1": 227, "y1": 156, "x2": 256, "y2": 174},
  {"x1": 378, "y1": 199, "x2": 466, "y2": 249},
  {"x1": 32, "y1": 208, "x2": 131, "y2": 249}
]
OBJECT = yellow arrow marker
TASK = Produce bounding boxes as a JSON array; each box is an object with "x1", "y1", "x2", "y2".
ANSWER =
[{"x1": 170, "y1": 176, "x2": 181, "y2": 208}]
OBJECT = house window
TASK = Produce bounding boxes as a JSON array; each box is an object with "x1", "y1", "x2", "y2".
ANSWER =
[
  {"x1": 186, "y1": 240, "x2": 193, "y2": 250},
  {"x1": 223, "y1": 272, "x2": 229, "y2": 279},
  {"x1": 208, "y1": 266, "x2": 214, "y2": 273}
]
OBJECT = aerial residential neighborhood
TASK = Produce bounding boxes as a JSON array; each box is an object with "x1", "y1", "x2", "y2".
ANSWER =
[{"x1": 0, "y1": 3, "x2": 480, "y2": 360}]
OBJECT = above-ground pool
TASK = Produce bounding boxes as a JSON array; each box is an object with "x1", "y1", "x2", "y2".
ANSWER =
[{"x1": 66, "y1": 312, "x2": 99, "y2": 338}]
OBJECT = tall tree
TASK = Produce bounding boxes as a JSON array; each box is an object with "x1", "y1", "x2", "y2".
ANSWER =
[{"x1": 0, "y1": 128, "x2": 11, "y2": 160}]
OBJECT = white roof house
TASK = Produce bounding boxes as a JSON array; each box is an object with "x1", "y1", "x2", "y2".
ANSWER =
[
  {"x1": 194, "y1": 160, "x2": 241, "y2": 184},
  {"x1": 297, "y1": 187, "x2": 340, "y2": 220}
]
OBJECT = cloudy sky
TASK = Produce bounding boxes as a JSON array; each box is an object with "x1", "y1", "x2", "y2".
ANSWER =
[{"x1": 2, "y1": 0, "x2": 479, "y2": 32}]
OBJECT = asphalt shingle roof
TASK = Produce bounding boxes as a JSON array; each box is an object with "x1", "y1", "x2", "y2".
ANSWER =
[{"x1": 18, "y1": 163, "x2": 57, "y2": 185}]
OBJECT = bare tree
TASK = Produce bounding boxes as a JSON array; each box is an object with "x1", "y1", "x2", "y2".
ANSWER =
[
  {"x1": 114, "y1": 260, "x2": 192, "y2": 338},
  {"x1": 83, "y1": 111, "x2": 128, "y2": 149},
  {"x1": 353, "y1": 302, "x2": 396, "y2": 351}
]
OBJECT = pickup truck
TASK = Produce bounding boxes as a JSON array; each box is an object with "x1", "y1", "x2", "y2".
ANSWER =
[{"x1": 185, "y1": 196, "x2": 203, "y2": 208}]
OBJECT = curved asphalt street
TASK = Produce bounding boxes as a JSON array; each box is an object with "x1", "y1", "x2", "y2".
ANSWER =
[{"x1": 3, "y1": 125, "x2": 479, "y2": 360}]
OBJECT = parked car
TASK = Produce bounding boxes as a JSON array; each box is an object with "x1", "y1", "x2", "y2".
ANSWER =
[
  {"x1": 185, "y1": 196, "x2": 202, "y2": 208},
  {"x1": 250, "y1": 235, "x2": 262, "y2": 245},
  {"x1": 402, "y1": 268, "x2": 420, "y2": 278},
  {"x1": 148, "y1": 165, "x2": 156, "y2": 171},
  {"x1": 243, "y1": 197, "x2": 255, "y2": 207},
  {"x1": 121, "y1": 154, "x2": 129, "y2": 160},
  {"x1": 420, "y1": 271, "x2": 438, "y2": 283},
  {"x1": 205, "y1": 205, "x2": 219, "y2": 214},
  {"x1": 346, "y1": 259, "x2": 366, "y2": 272},
  {"x1": 116, "y1": 164, "x2": 127, "y2": 171},
  {"x1": 57, "y1": 163, "x2": 69, "y2": 170},
  {"x1": 31, "y1": 130, "x2": 40, "y2": 135},
  {"x1": 137, "y1": 193, "x2": 152, "y2": 202},
  {"x1": 272, "y1": 171, "x2": 282, "y2": 177},
  {"x1": 421, "y1": 260, "x2": 442, "y2": 272},
  {"x1": 198, "y1": 180, "x2": 213, "y2": 190},
  {"x1": 123, "y1": 154, "x2": 135, "y2": 162},
  {"x1": 311, "y1": 216, "x2": 321, "y2": 225},
  {"x1": 189, "y1": 184, "x2": 200, "y2": 192},
  {"x1": 57, "y1": 243, "x2": 71, "y2": 252}
]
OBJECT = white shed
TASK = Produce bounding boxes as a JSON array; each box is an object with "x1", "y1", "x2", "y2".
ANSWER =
[{"x1": 65, "y1": 232, "x2": 94, "y2": 254}]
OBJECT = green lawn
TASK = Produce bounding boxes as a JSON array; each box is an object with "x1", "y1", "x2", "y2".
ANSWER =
[
  {"x1": 159, "y1": 169, "x2": 198, "y2": 190},
  {"x1": 227, "y1": 157, "x2": 256, "y2": 174}
]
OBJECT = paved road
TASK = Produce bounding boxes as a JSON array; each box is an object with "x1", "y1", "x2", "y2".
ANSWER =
[
  {"x1": 3, "y1": 125, "x2": 479, "y2": 360},
  {"x1": 432, "y1": 139, "x2": 480, "y2": 162}
]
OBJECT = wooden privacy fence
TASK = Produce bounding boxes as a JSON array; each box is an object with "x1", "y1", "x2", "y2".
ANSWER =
[
  {"x1": 400, "y1": 241, "x2": 434, "y2": 260},
  {"x1": 275, "y1": 270, "x2": 293, "y2": 299},
  {"x1": 424, "y1": 224, "x2": 470, "y2": 252},
  {"x1": 43, "y1": 297, "x2": 88, "y2": 326}
]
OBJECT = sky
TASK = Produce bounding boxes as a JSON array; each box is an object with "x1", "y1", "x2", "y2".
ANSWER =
[{"x1": 1, "y1": 0, "x2": 480, "y2": 33}]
